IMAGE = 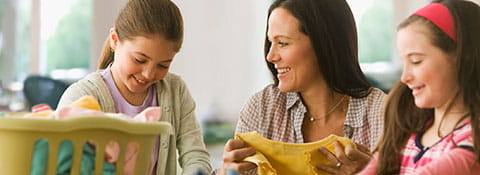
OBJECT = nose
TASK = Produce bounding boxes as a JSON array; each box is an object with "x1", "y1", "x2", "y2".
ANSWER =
[
  {"x1": 400, "y1": 64, "x2": 412, "y2": 84},
  {"x1": 266, "y1": 45, "x2": 279, "y2": 63},
  {"x1": 142, "y1": 65, "x2": 156, "y2": 80}
]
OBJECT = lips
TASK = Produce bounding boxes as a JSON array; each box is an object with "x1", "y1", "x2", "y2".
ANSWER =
[
  {"x1": 133, "y1": 76, "x2": 149, "y2": 86},
  {"x1": 409, "y1": 85, "x2": 425, "y2": 96},
  {"x1": 276, "y1": 67, "x2": 291, "y2": 74}
]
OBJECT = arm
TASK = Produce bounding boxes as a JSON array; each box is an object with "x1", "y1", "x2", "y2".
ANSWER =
[
  {"x1": 175, "y1": 79, "x2": 212, "y2": 175},
  {"x1": 415, "y1": 147, "x2": 480, "y2": 175}
]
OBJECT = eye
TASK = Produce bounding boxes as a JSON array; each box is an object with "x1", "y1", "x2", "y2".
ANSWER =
[
  {"x1": 157, "y1": 64, "x2": 169, "y2": 69},
  {"x1": 278, "y1": 41, "x2": 289, "y2": 47},
  {"x1": 411, "y1": 59, "x2": 422, "y2": 65},
  {"x1": 134, "y1": 57, "x2": 146, "y2": 64}
]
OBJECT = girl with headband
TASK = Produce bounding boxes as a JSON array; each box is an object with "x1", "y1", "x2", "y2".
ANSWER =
[{"x1": 359, "y1": 0, "x2": 480, "y2": 174}]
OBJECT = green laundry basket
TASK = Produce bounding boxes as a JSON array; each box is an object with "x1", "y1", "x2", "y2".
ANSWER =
[{"x1": 0, "y1": 116, "x2": 172, "y2": 175}]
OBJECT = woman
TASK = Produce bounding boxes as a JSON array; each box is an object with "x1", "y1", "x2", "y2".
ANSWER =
[{"x1": 219, "y1": 0, "x2": 385, "y2": 174}]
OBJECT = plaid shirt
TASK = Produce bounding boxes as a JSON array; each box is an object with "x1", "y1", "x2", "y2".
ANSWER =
[{"x1": 236, "y1": 84, "x2": 385, "y2": 150}]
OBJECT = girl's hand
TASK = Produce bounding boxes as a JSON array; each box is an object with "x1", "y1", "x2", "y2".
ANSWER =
[
  {"x1": 219, "y1": 139, "x2": 257, "y2": 175},
  {"x1": 317, "y1": 141, "x2": 372, "y2": 175}
]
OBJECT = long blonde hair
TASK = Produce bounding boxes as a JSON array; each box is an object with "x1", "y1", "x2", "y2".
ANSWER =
[{"x1": 97, "y1": 0, "x2": 183, "y2": 69}]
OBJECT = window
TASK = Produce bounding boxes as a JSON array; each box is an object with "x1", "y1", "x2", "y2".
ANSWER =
[
  {"x1": 0, "y1": 0, "x2": 31, "y2": 85},
  {"x1": 0, "y1": 0, "x2": 92, "y2": 84},
  {"x1": 348, "y1": 0, "x2": 394, "y2": 63},
  {"x1": 41, "y1": 0, "x2": 92, "y2": 80}
]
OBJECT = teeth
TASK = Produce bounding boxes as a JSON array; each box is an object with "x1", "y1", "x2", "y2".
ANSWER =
[
  {"x1": 136, "y1": 77, "x2": 146, "y2": 84},
  {"x1": 277, "y1": 67, "x2": 291, "y2": 73}
]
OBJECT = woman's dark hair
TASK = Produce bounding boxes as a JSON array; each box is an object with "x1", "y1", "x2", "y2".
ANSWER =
[
  {"x1": 265, "y1": 0, "x2": 372, "y2": 98},
  {"x1": 375, "y1": 0, "x2": 480, "y2": 174},
  {"x1": 97, "y1": 0, "x2": 183, "y2": 69}
]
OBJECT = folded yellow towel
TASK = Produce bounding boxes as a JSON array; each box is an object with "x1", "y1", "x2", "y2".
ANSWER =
[{"x1": 236, "y1": 132, "x2": 355, "y2": 175}]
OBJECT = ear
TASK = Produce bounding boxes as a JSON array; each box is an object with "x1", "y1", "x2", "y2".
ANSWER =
[{"x1": 109, "y1": 28, "x2": 119, "y2": 50}]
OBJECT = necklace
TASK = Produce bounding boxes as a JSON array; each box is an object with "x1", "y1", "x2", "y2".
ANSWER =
[{"x1": 309, "y1": 95, "x2": 346, "y2": 122}]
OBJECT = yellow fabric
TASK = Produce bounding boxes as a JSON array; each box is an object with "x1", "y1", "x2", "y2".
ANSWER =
[
  {"x1": 69, "y1": 95, "x2": 102, "y2": 111},
  {"x1": 236, "y1": 132, "x2": 355, "y2": 175}
]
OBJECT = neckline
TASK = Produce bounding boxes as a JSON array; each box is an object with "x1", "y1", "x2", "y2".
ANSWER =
[{"x1": 413, "y1": 121, "x2": 470, "y2": 163}]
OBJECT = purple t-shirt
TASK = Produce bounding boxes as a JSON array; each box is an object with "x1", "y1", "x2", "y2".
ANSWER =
[
  {"x1": 99, "y1": 67, "x2": 157, "y2": 117},
  {"x1": 100, "y1": 66, "x2": 160, "y2": 174}
]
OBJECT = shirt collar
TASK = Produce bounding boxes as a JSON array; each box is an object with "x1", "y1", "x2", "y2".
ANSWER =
[{"x1": 286, "y1": 92, "x2": 301, "y2": 110}]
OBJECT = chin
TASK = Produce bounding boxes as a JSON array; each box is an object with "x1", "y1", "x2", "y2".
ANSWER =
[
  {"x1": 277, "y1": 85, "x2": 295, "y2": 93},
  {"x1": 414, "y1": 100, "x2": 432, "y2": 109}
]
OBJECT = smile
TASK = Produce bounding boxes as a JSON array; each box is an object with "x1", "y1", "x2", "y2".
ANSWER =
[
  {"x1": 134, "y1": 76, "x2": 148, "y2": 85},
  {"x1": 277, "y1": 67, "x2": 291, "y2": 74},
  {"x1": 410, "y1": 85, "x2": 425, "y2": 96}
]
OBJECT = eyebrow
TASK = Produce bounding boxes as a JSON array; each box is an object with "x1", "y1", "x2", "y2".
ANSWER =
[
  {"x1": 135, "y1": 51, "x2": 173, "y2": 63},
  {"x1": 406, "y1": 52, "x2": 426, "y2": 58},
  {"x1": 271, "y1": 35, "x2": 294, "y2": 40}
]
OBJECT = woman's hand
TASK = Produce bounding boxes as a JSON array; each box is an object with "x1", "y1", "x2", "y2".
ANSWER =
[
  {"x1": 317, "y1": 141, "x2": 373, "y2": 175},
  {"x1": 219, "y1": 139, "x2": 257, "y2": 175}
]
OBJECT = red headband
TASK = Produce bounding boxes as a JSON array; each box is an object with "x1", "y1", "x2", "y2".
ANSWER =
[{"x1": 413, "y1": 3, "x2": 456, "y2": 41}]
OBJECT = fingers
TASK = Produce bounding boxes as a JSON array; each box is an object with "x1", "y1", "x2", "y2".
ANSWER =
[
  {"x1": 319, "y1": 147, "x2": 339, "y2": 164},
  {"x1": 224, "y1": 139, "x2": 247, "y2": 151},
  {"x1": 354, "y1": 143, "x2": 373, "y2": 157},
  {"x1": 316, "y1": 164, "x2": 340, "y2": 174},
  {"x1": 223, "y1": 147, "x2": 256, "y2": 163},
  {"x1": 224, "y1": 162, "x2": 257, "y2": 174},
  {"x1": 222, "y1": 139, "x2": 257, "y2": 174},
  {"x1": 345, "y1": 145, "x2": 372, "y2": 162},
  {"x1": 334, "y1": 141, "x2": 351, "y2": 163}
]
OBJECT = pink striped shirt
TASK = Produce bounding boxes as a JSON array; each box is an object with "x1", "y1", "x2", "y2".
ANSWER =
[
  {"x1": 359, "y1": 121, "x2": 480, "y2": 175},
  {"x1": 399, "y1": 122, "x2": 473, "y2": 174}
]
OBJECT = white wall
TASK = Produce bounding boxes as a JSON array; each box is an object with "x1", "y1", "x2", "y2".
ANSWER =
[
  {"x1": 169, "y1": 0, "x2": 271, "y2": 122},
  {"x1": 90, "y1": 0, "x2": 128, "y2": 70}
]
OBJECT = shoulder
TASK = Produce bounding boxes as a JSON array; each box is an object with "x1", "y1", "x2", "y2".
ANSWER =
[
  {"x1": 453, "y1": 123, "x2": 474, "y2": 147},
  {"x1": 156, "y1": 73, "x2": 188, "y2": 90},
  {"x1": 365, "y1": 87, "x2": 386, "y2": 106},
  {"x1": 350, "y1": 87, "x2": 385, "y2": 114},
  {"x1": 70, "y1": 72, "x2": 105, "y2": 89},
  {"x1": 58, "y1": 72, "x2": 113, "y2": 110},
  {"x1": 245, "y1": 84, "x2": 286, "y2": 106}
]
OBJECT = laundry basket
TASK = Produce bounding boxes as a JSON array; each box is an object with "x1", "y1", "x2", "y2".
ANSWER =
[{"x1": 0, "y1": 116, "x2": 172, "y2": 175}]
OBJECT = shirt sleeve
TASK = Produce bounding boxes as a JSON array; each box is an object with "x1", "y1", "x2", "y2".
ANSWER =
[
  {"x1": 235, "y1": 91, "x2": 261, "y2": 134},
  {"x1": 175, "y1": 78, "x2": 212, "y2": 174},
  {"x1": 415, "y1": 147, "x2": 480, "y2": 175}
]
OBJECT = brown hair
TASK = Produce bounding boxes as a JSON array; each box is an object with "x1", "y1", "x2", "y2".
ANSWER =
[
  {"x1": 375, "y1": 0, "x2": 480, "y2": 174},
  {"x1": 265, "y1": 0, "x2": 372, "y2": 98},
  {"x1": 97, "y1": 0, "x2": 183, "y2": 69}
]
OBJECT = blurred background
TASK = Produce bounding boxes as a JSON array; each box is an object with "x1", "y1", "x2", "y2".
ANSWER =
[{"x1": 1, "y1": 0, "x2": 479, "y2": 170}]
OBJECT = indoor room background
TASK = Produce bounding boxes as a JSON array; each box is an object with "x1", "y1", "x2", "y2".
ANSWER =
[{"x1": 1, "y1": 0, "x2": 479, "y2": 170}]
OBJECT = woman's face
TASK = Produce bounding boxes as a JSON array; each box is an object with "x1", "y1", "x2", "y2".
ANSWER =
[
  {"x1": 109, "y1": 30, "x2": 178, "y2": 97},
  {"x1": 266, "y1": 7, "x2": 323, "y2": 93},
  {"x1": 397, "y1": 22, "x2": 458, "y2": 109}
]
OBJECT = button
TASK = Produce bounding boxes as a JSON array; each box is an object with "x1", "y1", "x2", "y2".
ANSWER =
[
  {"x1": 161, "y1": 142, "x2": 168, "y2": 149},
  {"x1": 164, "y1": 106, "x2": 170, "y2": 112}
]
